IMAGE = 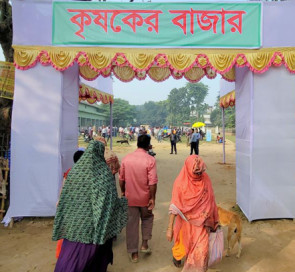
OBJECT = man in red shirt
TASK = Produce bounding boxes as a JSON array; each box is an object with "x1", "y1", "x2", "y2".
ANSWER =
[{"x1": 119, "y1": 135, "x2": 158, "y2": 263}]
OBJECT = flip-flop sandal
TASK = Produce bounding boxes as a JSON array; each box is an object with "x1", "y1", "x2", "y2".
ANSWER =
[
  {"x1": 129, "y1": 253, "x2": 139, "y2": 263},
  {"x1": 140, "y1": 247, "x2": 152, "y2": 254},
  {"x1": 173, "y1": 257, "x2": 181, "y2": 268}
]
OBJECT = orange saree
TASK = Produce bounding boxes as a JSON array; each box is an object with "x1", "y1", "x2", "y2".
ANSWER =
[{"x1": 169, "y1": 155, "x2": 219, "y2": 272}]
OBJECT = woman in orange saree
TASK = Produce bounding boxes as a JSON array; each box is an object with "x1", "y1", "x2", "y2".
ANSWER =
[{"x1": 166, "y1": 155, "x2": 219, "y2": 272}]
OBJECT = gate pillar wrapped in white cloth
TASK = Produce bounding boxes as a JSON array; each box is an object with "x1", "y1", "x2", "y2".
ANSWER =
[
  {"x1": 236, "y1": 66, "x2": 295, "y2": 221},
  {"x1": 3, "y1": 64, "x2": 79, "y2": 225}
]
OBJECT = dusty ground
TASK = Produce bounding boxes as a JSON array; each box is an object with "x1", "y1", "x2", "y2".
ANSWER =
[{"x1": 1, "y1": 138, "x2": 295, "y2": 272}]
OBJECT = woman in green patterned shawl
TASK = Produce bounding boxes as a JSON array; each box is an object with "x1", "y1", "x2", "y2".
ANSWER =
[{"x1": 53, "y1": 140, "x2": 128, "y2": 272}]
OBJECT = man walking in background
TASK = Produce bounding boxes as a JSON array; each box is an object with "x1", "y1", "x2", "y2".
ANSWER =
[
  {"x1": 119, "y1": 135, "x2": 158, "y2": 263},
  {"x1": 190, "y1": 128, "x2": 201, "y2": 155},
  {"x1": 170, "y1": 129, "x2": 177, "y2": 155},
  {"x1": 102, "y1": 125, "x2": 107, "y2": 138}
]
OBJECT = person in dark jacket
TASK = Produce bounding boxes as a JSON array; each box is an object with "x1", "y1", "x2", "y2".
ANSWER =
[{"x1": 170, "y1": 129, "x2": 177, "y2": 155}]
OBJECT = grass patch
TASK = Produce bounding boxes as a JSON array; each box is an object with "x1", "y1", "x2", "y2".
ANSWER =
[{"x1": 225, "y1": 134, "x2": 236, "y2": 143}]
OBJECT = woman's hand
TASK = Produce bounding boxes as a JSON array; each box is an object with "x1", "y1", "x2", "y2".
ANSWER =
[{"x1": 166, "y1": 227, "x2": 173, "y2": 242}]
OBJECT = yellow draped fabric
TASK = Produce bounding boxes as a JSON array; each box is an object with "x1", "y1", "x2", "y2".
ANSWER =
[
  {"x1": 0, "y1": 61, "x2": 15, "y2": 100},
  {"x1": 184, "y1": 67, "x2": 205, "y2": 82},
  {"x1": 148, "y1": 67, "x2": 171, "y2": 82},
  {"x1": 113, "y1": 66, "x2": 135, "y2": 82},
  {"x1": 13, "y1": 46, "x2": 295, "y2": 82},
  {"x1": 220, "y1": 90, "x2": 235, "y2": 108},
  {"x1": 79, "y1": 66, "x2": 100, "y2": 80},
  {"x1": 79, "y1": 83, "x2": 113, "y2": 104},
  {"x1": 80, "y1": 63, "x2": 220, "y2": 83}
]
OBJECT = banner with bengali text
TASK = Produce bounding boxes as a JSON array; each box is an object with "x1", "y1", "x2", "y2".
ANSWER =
[
  {"x1": 52, "y1": 2, "x2": 261, "y2": 48},
  {"x1": 0, "y1": 61, "x2": 14, "y2": 100}
]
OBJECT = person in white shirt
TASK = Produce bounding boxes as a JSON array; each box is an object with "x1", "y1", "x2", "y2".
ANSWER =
[{"x1": 102, "y1": 126, "x2": 107, "y2": 138}]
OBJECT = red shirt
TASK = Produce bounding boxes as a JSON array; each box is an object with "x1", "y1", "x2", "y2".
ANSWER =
[{"x1": 119, "y1": 148, "x2": 158, "y2": 207}]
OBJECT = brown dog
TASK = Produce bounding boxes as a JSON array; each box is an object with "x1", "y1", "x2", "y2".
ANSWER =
[{"x1": 217, "y1": 206, "x2": 242, "y2": 258}]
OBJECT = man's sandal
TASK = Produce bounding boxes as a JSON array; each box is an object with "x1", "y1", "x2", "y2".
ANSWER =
[
  {"x1": 129, "y1": 253, "x2": 139, "y2": 263},
  {"x1": 140, "y1": 247, "x2": 152, "y2": 254}
]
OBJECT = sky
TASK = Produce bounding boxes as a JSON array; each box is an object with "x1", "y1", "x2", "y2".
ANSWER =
[
  {"x1": 0, "y1": 0, "x2": 227, "y2": 107},
  {"x1": 113, "y1": 76, "x2": 220, "y2": 106}
]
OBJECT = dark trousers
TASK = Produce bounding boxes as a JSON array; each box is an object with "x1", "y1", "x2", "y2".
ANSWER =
[
  {"x1": 126, "y1": 207, "x2": 154, "y2": 253},
  {"x1": 170, "y1": 141, "x2": 177, "y2": 154},
  {"x1": 190, "y1": 140, "x2": 199, "y2": 155}
]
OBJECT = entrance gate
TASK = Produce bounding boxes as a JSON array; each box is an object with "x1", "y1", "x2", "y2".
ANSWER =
[{"x1": 4, "y1": 0, "x2": 295, "y2": 224}]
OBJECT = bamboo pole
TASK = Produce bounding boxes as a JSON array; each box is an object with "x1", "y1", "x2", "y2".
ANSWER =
[
  {"x1": 222, "y1": 107, "x2": 226, "y2": 164},
  {"x1": 110, "y1": 102, "x2": 113, "y2": 150}
]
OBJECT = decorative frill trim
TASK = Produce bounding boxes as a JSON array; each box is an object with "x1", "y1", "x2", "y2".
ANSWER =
[
  {"x1": 79, "y1": 83, "x2": 113, "y2": 104},
  {"x1": 13, "y1": 46, "x2": 295, "y2": 83},
  {"x1": 220, "y1": 90, "x2": 235, "y2": 108}
]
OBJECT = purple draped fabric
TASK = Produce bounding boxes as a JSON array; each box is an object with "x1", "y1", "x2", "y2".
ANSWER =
[{"x1": 54, "y1": 239, "x2": 113, "y2": 272}]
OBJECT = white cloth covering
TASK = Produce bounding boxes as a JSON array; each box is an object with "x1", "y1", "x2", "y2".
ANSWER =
[
  {"x1": 2, "y1": 64, "x2": 79, "y2": 225},
  {"x1": 220, "y1": 79, "x2": 235, "y2": 98},
  {"x1": 236, "y1": 66, "x2": 295, "y2": 221}
]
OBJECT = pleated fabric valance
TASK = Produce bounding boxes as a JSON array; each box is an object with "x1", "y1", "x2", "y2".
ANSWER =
[
  {"x1": 220, "y1": 90, "x2": 235, "y2": 108},
  {"x1": 79, "y1": 83, "x2": 114, "y2": 104},
  {"x1": 13, "y1": 46, "x2": 295, "y2": 83}
]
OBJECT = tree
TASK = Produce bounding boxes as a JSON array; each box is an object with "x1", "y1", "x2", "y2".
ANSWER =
[
  {"x1": 186, "y1": 82, "x2": 209, "y2": 121},
  {"x1": 0, "y1": 1, "x2": 13, "y2": 134},
  {"x1": 210, "y1": 108, "x2": 222, "y2": 127},
  {"x1": 225, "y1": 106, "x2": 235, "y2": 128},
  {"x1": 210, "y1": 95, "x2": 235, "y2": 128},
  {"x1": 99, "y1": 98, "x2": 136, "y2": 127},
  {"x1": 166, "y1": 83, "x2": 209, "y2": 126},
  {"x1": 167, "y1": 87, "x2": 190, "y2": 126},
  {"x1": 136, "y1": 100, "x2": 168, "y2": 126},
  {"x1": 0, "y1": 1, "x2": 13, "y2": 62}
]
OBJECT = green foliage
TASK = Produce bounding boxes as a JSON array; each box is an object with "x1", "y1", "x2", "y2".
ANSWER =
[
  {"x1": 136, "y1": 100, "x2": 168, "y2": 127},
  {"x1": 225, "y1": 106, "x2": 235, "y2": 128},
  {"x1": 0, "y1": 1, "x2": 13, "y2": 62},
  {"x1": 210, "y1": 95, "x2": 235, "y2": 128},
  {"x1": 99, "y1": 98, "x2": 136, "y2": 127},
  {"x1": 0, "y1": 1, "x2": 13, "y2": 133},
  {"x1": 131, "y1": 82, "x2": 210, "y2": 127},
  {"x1": 186, "y1": 82, "x2": 209, "y2": 119},
  {"x1": 167, "y1": 87, "x2": 190, "y2": 126},
  {"x1": 166, "y1": 83, "x2": 209, "y2": 126},
  {"x1": 210, "y1": 107, "x2": 222, "y2": 127},
  {"x1": 107, "y1": 83, "x2": 209, "y2": 128}
]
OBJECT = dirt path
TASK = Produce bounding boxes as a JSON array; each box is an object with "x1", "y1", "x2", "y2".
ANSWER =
[{"x1": 1, "y1": 138, "x2": 295, "y2": 272}]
